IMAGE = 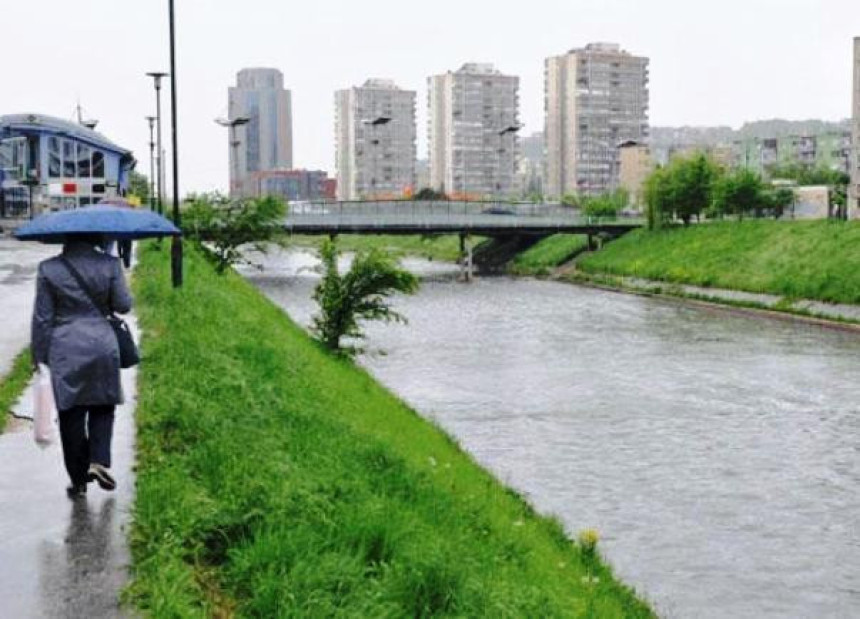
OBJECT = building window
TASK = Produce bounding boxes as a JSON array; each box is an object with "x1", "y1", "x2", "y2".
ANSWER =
[
  {"x1": 92, "y1": 151, "x2": 105, "y2": 178},
  {"x1": 63, "y1": 140, "x2": 76, "y2": 177},
  {"x1": 48, "y1": 137, "x2": 61, "y2": 178},
  {"x1": 77, "y1": 144, "x2": 92, "y2": 178}
]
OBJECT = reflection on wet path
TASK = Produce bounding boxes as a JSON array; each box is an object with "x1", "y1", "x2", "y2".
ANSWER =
[
  {"x1": 247, "y1": 249, "x2": 860, "y2": 619},
  {"x1": 0, "y1": 354, "x2": 137, "y2": 618}
]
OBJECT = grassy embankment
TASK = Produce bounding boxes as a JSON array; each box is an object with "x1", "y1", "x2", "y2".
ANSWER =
[
  {"x1": 509, "y1": 234, "x2": 589, "y2": 276},
  {"x1": 0, "y1": 349, "x2": 32, "y2": 434},
  {"x1": 576, "y1": 220, "x2": 860, "y2": 305},
  {"x1": 127, "y1": 243, "x2": 652, "y2": 617},
  {"x1": 289, "y1": 234, "x2": 465, "y2": 262}
]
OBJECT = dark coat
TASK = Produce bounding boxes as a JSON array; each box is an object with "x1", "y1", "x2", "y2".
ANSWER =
[{"x1": 30, "y1": 242, "x2": 133, "y2": 412}]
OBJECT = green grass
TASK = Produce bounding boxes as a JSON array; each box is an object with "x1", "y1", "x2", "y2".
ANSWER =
[
  {"x1": 289, "y1": 234, "x2": 466, "y2": 262},
  {"x1": 510, "y1": 235, "x2": 589, "y2": 276},
  {"x1": 126, "y1": 243, "x2": 653, "y2": 617},
  {"x1": 0, "y1": 348, "x2": 32, "y2": 434},
  {"x1": 578, "y1": 220, "x2": 860, "y2": 304}
]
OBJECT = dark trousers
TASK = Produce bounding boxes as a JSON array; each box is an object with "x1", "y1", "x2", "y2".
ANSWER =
[{"x1": 58, "y1": 405, "x2": 115, "y2": 486}]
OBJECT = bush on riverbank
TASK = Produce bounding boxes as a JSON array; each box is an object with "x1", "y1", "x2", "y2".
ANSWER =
[
  {"x1": 510, "y1": 234, "x2": 589, "y2": 276},
  {"x1": 127, "y1": 244, "x2": 653, "y2": 617},
  {"x1": 578, "y1": 220, "x2": 860, "y2": 304},
  {"x1": 0, "y1": 349, "x2": 32, "y2": 434}
]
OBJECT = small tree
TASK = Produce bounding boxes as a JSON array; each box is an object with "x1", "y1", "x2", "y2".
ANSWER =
[
  {"x1": 183, "y1": 193, "x2": 287, "y2": 273},
  {"x1": 642, "y1": 154, "x2": 722, "y2": 228},
  {"x1": 672, "y1": 154, "x2": 719, "y2": 225},
  {"x1": 713, "y1": 169, "x2": 766, "y2": 220},
  {"x1": 312, "y1": 240, "x2": 419, "y2": 355}
]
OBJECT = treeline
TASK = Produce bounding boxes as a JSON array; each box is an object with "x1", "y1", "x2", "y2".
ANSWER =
[{"x1": 645, "y1": 154, "x2": 850, "y2": 229}]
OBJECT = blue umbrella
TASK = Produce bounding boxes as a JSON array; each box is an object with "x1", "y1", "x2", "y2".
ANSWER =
[{"x1": 14, "y1": 204, "x2": 181, "y2": 243}]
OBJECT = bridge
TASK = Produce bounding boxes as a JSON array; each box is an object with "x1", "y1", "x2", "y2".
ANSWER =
[
  {"x1": 283, "y1": 200, "x2": 643, "y2": 280},
  {"x1": 284, "y1": 200, "x2": 643, "y2": 237}
]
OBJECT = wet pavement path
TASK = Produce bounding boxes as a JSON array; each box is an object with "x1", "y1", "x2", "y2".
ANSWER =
[
  {"x1": 0, "y1": 315, "x2": 138, "y2": 617},
  {"x1": 0, "y1": 236, "x2": 56, "y2": 376}
]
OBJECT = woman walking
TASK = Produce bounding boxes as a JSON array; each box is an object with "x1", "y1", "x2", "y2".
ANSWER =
[{"x1": 30, "y1": 236, "x2": 133, "y2": 499}]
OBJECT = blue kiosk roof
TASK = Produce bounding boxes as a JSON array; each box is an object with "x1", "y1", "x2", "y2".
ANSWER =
[{"x1": 0, "y1": 113, "x2": 132, "y2": 156}]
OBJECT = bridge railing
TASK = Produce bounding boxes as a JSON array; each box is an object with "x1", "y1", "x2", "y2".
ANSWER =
[{"x1": 286, "y1": 200, "x2": 643, "y2": 229}]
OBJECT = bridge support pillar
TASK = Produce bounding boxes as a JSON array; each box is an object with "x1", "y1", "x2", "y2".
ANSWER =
[{"x1": 459, "y1": 233, "x2": 473, "y2": 282}]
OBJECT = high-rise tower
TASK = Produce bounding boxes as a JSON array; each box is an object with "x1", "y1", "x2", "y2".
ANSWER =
[
  {"x1": 227, "y1": 68, "x2": 293, "y2": 196},
  {"x1": 335, "y1": 79, "x2": 416, "y2": 200},
  {"x1": 545, "y1": 43, "x2": 649, "y2": 198},
  {"x1": 428, "y1": 63, "x2": 520, "y2": 199}
]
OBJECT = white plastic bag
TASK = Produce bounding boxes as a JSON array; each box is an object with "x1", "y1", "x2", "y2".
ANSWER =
[{"x1": 33, "y1": 364, "x2": 56, "y2": 447}]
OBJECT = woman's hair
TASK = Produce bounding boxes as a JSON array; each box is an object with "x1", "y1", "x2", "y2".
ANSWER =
[{"x1": 64, "y1": 233, "x2": 106, "y2": 247}]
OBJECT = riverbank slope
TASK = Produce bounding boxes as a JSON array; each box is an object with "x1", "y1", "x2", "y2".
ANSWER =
[
  {"x1": 127, "y1": 244, "x2": 652, "y2": 616},
  {"x1": 576, "y1": 220, "x2": 860, "y2": 305}
]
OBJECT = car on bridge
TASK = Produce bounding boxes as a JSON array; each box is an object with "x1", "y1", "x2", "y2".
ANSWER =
[{"x1": 481, "y1": 206, "x2": 516, "y2": 216}]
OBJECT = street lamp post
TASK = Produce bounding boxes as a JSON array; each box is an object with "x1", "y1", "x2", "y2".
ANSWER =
[
  {"x1": 215, "y1": 117, "x2": 250, "y2": 197},
  {"x1": 145, "y1": 71, "x2": 167, "y2": 216},
  {"x1": 362, "y1": 116, "x2": 391, "y2": 200},
  {"x1": 167, "y1": 0, "x2": 182, "y2": 288},
  {"x1": 146, "y1": 116, "x2": 156, "y2": 211}
]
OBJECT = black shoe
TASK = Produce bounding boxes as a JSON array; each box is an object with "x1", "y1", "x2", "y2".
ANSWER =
[
  {"x1": 87, "y1": 463, "x2": 116, "y2": 491},
  {"x1": 66, "y1": 484, "x2": 87, "y2": 499}
]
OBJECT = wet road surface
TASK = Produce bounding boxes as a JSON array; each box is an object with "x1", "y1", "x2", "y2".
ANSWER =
[
  {"x1": 0, "y1": 237, "x2": 56, "y2": 376},
  {"x1": 0, "y1": 329, "x2": 137, "y2": 618}
]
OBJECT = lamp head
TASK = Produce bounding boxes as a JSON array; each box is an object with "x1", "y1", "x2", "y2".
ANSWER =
[{"x1": 146, "y1": 72, "x2": 168, "y2": 89}]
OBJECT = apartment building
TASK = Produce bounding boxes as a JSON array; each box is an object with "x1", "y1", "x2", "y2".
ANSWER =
[
  {"x1": 428, "y1": 63, "x2": 520, "y2": 199},
  {"x1": 335, "y1": 79, "x2": 416, "y2": 200},
  {"x1": 545, "y1": 43, "x2": 649, "y2": 198},
  {"x1": 227, "y1": 68, "x2": 293, "y2": 196}
]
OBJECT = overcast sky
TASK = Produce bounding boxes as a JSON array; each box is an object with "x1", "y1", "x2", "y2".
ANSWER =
[{"x1": 3, "y1": 0, "x2": 858, "y2": 193}]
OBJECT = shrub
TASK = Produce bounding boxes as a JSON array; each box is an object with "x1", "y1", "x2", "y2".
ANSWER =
[
  {"x1": 312, "y1": 240, "x2": 419, "y2": 355},
  {"x1": 183, "y1": 193, "x2": 287, "y2": 273}
]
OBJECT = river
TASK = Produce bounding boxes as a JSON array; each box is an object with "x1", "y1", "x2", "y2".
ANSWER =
[{"x1": 243, "y1": 248, "x2": 860, "y2": 618}]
